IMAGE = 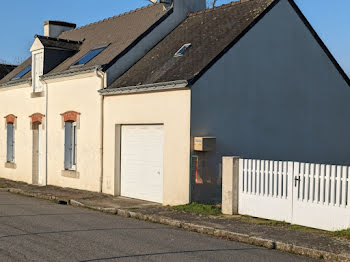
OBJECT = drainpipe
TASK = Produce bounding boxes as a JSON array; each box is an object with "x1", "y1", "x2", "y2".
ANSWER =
[
  {"x1": 96, "y1": 68, "x2": 105, "y2": 193},
  {"x1": 42, "y1": 77, "x2": 49, "y2": 186}
]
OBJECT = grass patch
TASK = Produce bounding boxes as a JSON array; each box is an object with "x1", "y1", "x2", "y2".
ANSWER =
[
  {"x1": 0, "y1": 184, "x2": 7, "y2": 188},
  {"x1": 238, "y1": 215, "x2": 323, "y2": 232},
  {"x1": 172, "y1": 202, "x2": 221, "y2": 216},
  {"x1": 238, "y1": 215, "x2": 289, "y2": 226},
  {"x1": 238, "y1": 215, "x2": 350, "y2": 240},
  {"x1": 332, "y1": 228, "x2": 350, "y2": 240},
  {"x1": 239, "y1": 216, "x2": 318, "y2": 232}
]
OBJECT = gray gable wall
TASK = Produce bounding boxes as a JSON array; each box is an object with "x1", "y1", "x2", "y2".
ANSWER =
[{"x1": 191, "y1": 0, "x2": 350, "y2": 174}]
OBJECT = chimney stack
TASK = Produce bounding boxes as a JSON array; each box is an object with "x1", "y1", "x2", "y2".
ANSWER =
[{"x1": 43, "y1": 21, "x2": 76, "y2": 38}]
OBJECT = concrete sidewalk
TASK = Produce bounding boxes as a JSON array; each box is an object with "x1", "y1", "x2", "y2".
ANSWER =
[{"x1": 0, "y1": 178, "x2": 349, "y2": 262}]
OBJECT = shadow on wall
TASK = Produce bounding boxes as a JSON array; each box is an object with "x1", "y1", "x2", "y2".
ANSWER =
[{"x1": 191, "y1": 153, "x2": 222, "y2": 204}]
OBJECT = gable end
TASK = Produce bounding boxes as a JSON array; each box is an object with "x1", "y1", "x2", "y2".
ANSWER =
[
  {"x1": 286, "y1": 0, "x2": 350, "y2": 87},
  {"x1": 189, "y1": 0, "x2": 350, "y2": 87}
]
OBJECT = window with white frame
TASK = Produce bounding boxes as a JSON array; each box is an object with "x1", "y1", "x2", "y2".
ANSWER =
[
  {"x1": 64, "y1": 121, "x2": 77, "y2": 170},
  {"x1": 7, "y1": 122, "x2": 15, "y2": 163},
  {"x1": 32, "y1": 50, "x2": 44, "y2": 93}
]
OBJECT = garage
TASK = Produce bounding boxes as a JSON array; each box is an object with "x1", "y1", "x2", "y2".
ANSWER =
[{"x1": 120, "y1": 125, "x2": 164, "y2": 203}]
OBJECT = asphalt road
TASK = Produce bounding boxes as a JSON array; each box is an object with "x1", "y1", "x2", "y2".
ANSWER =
[{"x1": 0, "y1": 192, "x2": 320, "y2": 262}]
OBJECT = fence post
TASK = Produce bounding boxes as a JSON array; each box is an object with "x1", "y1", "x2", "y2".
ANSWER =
[{"x1": 222, "y1": 156, "x2": 240, "y2": 215}]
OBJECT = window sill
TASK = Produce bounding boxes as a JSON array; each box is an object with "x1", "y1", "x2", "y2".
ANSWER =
[
  {"x1": 5, "y1": 162, "x2": 17, "y2": 169},
  {"x1": 61, "y1": 169, "x2": 79, "y2": 179},
  {"x1": 31, "y1": 91, "x2": 45, "y2": 98}
]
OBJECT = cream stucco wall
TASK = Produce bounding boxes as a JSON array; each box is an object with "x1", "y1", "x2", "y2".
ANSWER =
[
  {"x1": 102, "y1": 89, "x2": 191, "y2": 206},
  {"x1": 0, "y1": 84, "x2": 46, "y2": 185},
  {"x1": 46, "y1": 72, "x2": 103, "y2": 192}
]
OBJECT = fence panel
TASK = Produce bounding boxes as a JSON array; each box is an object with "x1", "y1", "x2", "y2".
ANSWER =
[
  {"x1": 238, "y1": 158, "x2": 350, "y2": 231},
  {"x1": 292, "y1": 163, "x2": 350, "y2": 231},
  {"x1": 238, "y1": 159, "x2": 293, "y2": 223}
]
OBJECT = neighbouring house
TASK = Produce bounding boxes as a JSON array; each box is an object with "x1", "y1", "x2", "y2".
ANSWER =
[
  {"x1": 0, "y1": 64, "x2": 16, "y2": 80},
  {"x1": 100, "y1": 0, "x2": 350, "y2": 203},
  {"x1": 0, "y1": 0, "x2": 206, "y2": 203}
]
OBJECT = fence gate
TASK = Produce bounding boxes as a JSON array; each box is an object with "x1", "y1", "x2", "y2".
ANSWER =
[
  {"x1": 292, "y1": 163, "x2": 350, "y2": 231},
  {"x1": 238, "y1": 159, "x2": 350, "y2": 231}
]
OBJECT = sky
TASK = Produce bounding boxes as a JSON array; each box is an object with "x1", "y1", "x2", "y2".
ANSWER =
[{"x1": 0, "y1": 0, "x2": 349, "y2": 76}]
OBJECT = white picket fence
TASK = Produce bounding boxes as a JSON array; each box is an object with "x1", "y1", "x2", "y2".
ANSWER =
[{"x1": 238, "y1": 159, "x2": 350, "y2": 231}]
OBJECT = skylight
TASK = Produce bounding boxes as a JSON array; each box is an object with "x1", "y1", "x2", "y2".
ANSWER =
[
  {"x1": 12, "y1": 65, "x2": 31, "y2": 80},
  {"x1": 74, "y1": 46, "x2": 107, "y2": 66},
  {"x1": 174, "y1": 43, "x2": 192, "y2": 57}
]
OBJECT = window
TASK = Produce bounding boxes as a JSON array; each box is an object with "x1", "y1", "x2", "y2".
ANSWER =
[
  {"x1": 74, "y1": 46, "x2": 107, "y2": 66},
  {"x1": 64, "y1": 121, "x2": 77, "y2": 170},
  {"x1": 12, "y1": 65, "x2": 31, "y2": 80},
  {"x1": 7, "y1": 123, "x2": 15, "y2": 163},
  {"x1": 174, "y1": 43, "x2": 192, "y2": 57},
  {"x1": 32, "y1": 51, "x2": 44, "y2": 92}
]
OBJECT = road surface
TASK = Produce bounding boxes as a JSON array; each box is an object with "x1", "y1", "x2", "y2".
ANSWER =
[{"x1": 0, "y1": 192, "x2": 319, "y2": 262}]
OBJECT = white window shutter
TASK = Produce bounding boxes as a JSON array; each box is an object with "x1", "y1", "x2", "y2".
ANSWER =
[{"x1": 33, "y1": 51, "x2": 44, "y2": 93}]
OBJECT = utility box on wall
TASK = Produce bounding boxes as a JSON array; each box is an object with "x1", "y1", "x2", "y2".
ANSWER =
[{"x1": 194, "y1": 137, "x2": 216, "y2": 152}]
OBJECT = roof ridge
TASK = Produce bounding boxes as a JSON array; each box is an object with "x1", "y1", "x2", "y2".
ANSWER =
[
  {"x1": 61, "y1": 3, "x2": 162, "y2": 35},
  {"x1": 188, "y1": 0, "x2": 271, "y2": 17}
]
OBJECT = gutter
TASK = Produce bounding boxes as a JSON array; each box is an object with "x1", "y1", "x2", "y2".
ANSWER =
[
  {"x1": 0, "y1": 78, "x2": 31, "y2": 89},
  {"x1": 41, "y1": 66, "x2": 101, "y2": 81},
  {"x1": 0, "y1": 65, "x2": 99, "y2": 88},
  {"x1": 99, "y1": 80, "x2": 189, "y2": 96}
]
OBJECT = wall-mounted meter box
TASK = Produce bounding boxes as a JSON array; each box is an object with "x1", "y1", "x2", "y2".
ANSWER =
[{"x1": 194, "y1": 137, "x2": 216, "y2": 152}]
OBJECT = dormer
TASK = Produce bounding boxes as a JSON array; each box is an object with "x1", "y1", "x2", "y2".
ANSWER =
[
  {"x1": 30, "y1": 39, "x2": 44, "y2": 93},
  {"x1": 30, "y1": 34, "x2": 82, "y2": 93}
]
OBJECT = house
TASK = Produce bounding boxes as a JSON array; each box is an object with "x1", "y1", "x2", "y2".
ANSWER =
[
  {"x1": 0, "y1": 64, "x2": 16, "y2": 80},
  {"x1": 0, "y1": 0, "x2": 206, "y2": 199},
  {"x1": 100, "y1": 0, "x2": 350, "y2": 203}
]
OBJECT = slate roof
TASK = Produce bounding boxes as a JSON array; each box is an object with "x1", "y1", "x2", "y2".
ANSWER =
[
  {"x1": 36, "y1": 35, "x2": 82, "y2": 51},
  {"x1": 0, "y1": 64, "x2": 16, "y2": 80},
  {"x1": 110, "y1": 0, "x2": 275, "y2": 88},
  {"x1": 0, "y1": 3, "x2": 168, "y2": 85}
]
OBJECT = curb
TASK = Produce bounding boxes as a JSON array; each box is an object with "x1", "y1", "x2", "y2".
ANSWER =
[
  {"x1": 69, "y1": 199, "x2": 350, "y2": 262},
  {"x1": 4, "y1": 188, "x2": 69, "y2": 204}
]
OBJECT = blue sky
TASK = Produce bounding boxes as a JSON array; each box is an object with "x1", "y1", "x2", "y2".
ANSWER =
[{"x1": 0, "y1": 0, "x2": 349, "y2": 76}]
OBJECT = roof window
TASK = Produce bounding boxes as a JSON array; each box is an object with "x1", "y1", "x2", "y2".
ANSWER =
[
  {"x1": 174, "y1": 43, "x2": 192, "y2": 57},
  {"x1": 74, "y1": 46, "x2": 107, "y2": 66},
  {"x1": 12, "y1": 65, "x2": 31, "y2": 80}
]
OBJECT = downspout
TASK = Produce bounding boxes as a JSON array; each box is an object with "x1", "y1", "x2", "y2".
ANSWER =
[
  {"x1": 42, "y1": 77, "x2": 49, "y2": 186},
  {"x1": 96, "y1": 68, "x2": 105, "y2": 193}
]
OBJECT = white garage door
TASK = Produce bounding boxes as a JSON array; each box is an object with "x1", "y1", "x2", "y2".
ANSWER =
[{"x1": 121, "y1": 125, "x2": 164, "y2": 203}]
